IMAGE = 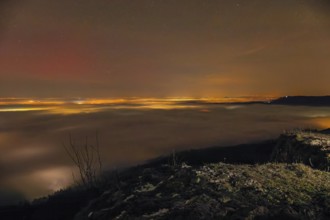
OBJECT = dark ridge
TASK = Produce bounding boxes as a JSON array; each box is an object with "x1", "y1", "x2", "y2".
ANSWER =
[
  {"x1": 320, "y1": 128, "x2": 330, "y2": 134},
  {"x1": 270, "y1": 96, "x2": 330, "y2": 106},
  {"x1": 0, "y1": 188, "x2": 100, "y2": 220},
  {"x1": 143, "y1": 140, "x2": 276, "y2": 168}
]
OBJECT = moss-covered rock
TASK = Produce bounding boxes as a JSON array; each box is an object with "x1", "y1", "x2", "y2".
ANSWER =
[
  {"x1": 75, "y1": 163, "x2": 330, "y2": 220},
  {"x1": 271, "y1": 131, "x2": 330, "y2": 171}
]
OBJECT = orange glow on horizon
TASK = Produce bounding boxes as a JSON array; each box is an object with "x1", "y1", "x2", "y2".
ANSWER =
[
  {"x1": 0, "y1": 96, "x2": 277, "y2": 114},
  {"x1": 0, "y1": 96, "x2": 276, "y2": 105},
  {"x1": 311, "y1": 117, "x2": 330, "y2": 129}
]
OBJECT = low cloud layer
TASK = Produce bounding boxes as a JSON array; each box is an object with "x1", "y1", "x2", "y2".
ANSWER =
[{"x1": 1, "y1": 104, "x2": 330, "y2": 201}]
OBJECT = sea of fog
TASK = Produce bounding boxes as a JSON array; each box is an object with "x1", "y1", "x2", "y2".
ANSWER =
[{"x1": 1, "y1": 102, "x2": 330, "y2": 204}]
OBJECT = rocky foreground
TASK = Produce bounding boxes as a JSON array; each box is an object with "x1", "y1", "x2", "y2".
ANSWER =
[
  {"x1": 1, "y1": 130, "x2": 330, "y2": 220},
  {"x1": 76, "y1": 163, "x2": 330, "y2": 220},
  {"x1": 76, "y1": 130, "x2": 330, "y2": 219}
]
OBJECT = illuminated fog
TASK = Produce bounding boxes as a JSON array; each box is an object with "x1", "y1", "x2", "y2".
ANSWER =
[{"x1": 1, "y1": 102, "x2": 329, "y2": 201}]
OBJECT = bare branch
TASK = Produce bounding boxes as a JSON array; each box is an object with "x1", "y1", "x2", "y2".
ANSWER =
[{"x1": 63, "y1": 133, "x2": 103, "y2": 187}]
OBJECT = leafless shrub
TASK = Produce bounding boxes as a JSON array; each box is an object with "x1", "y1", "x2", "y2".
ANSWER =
[{"x1": 63, "y1": 132, "x2": 102, "y2": 187}]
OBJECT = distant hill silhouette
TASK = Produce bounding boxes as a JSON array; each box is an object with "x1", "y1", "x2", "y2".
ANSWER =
[{"x1": 270, "y1": 96, "x2": 330, "y2": 106}]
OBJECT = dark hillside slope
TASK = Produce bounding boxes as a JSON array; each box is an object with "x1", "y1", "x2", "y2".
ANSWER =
[{"x1": 270, "y1": 96, "x2": 330, "y2": 106}]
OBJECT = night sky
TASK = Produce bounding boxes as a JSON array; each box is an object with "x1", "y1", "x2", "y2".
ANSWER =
[
  {"x1": 2, "y1": 0, "x2": 330, "y2": 203},
  {"x1": 1, "y1": 0, "x2": 330, "y2": 98}
]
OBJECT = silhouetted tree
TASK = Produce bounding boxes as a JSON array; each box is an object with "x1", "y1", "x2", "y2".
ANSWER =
[{"x1": 63, "y1": 132, "x2": 102, "y2": 187}]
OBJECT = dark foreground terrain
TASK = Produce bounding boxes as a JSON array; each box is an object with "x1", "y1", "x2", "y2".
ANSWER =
[{"x1": 1, "y1": 130, "x2": 330, "y2": 220}]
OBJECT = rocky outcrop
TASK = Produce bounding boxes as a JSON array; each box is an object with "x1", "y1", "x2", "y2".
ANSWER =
[
  {"x1": 73, "y1": 131, "x2": 330, "y2": 219},
  {"x1": 75, "y1": 163, "x2": 330, "y2": 220},
  {"x1": 271, "y1": 131, "x2": 330, "y2": 171}
]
